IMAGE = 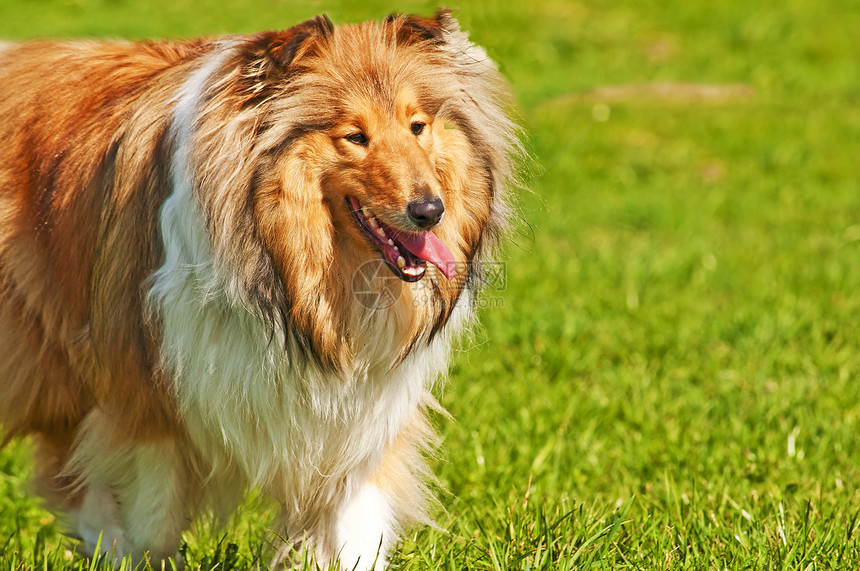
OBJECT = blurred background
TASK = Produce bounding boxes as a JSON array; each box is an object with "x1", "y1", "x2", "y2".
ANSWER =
[{"x1": 0, "y1": 0, "x2": 858, "y2": 568}]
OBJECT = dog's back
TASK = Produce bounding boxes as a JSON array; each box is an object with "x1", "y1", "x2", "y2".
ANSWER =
[{"x1": 0, "y1": 41, "x2": 205, "y2": 446}]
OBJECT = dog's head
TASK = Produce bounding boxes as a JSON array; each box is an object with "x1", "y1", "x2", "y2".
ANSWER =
[{"x1": 188, "y1": 12, "x2": 521, "y2": 363}]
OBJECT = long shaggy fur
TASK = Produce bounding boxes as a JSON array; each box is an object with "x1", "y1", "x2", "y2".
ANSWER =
[{"x1": 0, "y1": 11, "x2": 521, "y2": 568}]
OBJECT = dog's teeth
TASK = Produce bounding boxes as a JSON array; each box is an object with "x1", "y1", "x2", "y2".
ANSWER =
[
  {"x1": 361, "y1": 207, "x2": 371, "y2": 218},
  {"x1": 377, "y1": 227, "x2": 386, "y2": 238},
  {"x1": 369, "y1": 217, "x2": 378, "y2": 228},
  {"x1": 387, "y1": 239, "x2": 394, "y2": 246},
  {"x1": 393, "y1": 245, "x2": 399, "y2": 252},
  {"x1": 397, "y1": 256, "x2": 405, "y2": 268}
]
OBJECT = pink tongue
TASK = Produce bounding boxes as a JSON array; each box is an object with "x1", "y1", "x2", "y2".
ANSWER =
[{"x1": 395, "y1": 231, "x2": 457, "y2": 280}]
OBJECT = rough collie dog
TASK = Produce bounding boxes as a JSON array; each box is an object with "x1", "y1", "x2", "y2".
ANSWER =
[{"x1": 0, "y1": 10, "x2": 520, "y2": 569}]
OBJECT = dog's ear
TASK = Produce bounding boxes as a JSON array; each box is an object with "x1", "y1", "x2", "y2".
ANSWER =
[
  {"x1": 237, "y1": 16, "x2": 333, "y2": 103},
  {"x1": 431, "y1": 8, "x2": 462, "y2": 36},
  {"x1": 386, "y1": 11, "x2": 447, "y2": 46},
  {"x1": 242, "y1": 15, "x2": 334, "y2": 76},
  {"x1": 265, "y1": 15, "x2": 334, "y2": 68}
]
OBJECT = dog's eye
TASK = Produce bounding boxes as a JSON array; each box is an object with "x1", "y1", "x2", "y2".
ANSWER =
[
  {"x1": 345, "y1": 132, "x2": 369, "y2": 146},
  {"x1": 410, "y1": 122, "x2": 425, "y2": 136}
]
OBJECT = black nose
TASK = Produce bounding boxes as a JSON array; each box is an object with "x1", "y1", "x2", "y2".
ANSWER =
[{"x1": 407, "y1": 197, "x2": 445, "y2": 229}]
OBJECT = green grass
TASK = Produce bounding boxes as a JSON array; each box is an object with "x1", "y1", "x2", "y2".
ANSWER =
[{"x1": 1, "y1": 0, "x2": 858, "y2": 568}]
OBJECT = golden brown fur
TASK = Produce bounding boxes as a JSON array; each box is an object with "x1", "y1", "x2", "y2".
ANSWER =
[
  {"x1": 0, "y1": 11, "x2": 520, "y2": 567},
  {"x1": 0, "y1": 39, "x2": 203, "y2": 445}
]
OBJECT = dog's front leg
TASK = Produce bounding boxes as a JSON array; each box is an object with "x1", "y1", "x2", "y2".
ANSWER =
[
  {"x1": 270, "y1": 478, "x2": 394, "y2": 571},
  {"x1": 332, "y1": 479, "x2": 395, "y2": 570}
]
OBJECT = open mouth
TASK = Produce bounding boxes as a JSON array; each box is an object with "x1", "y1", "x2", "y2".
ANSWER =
[{"x1": 347, "y1": 197, "x2": 456, "y2": 283}]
